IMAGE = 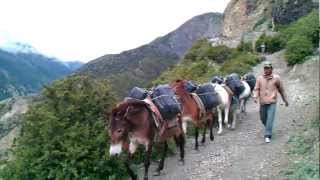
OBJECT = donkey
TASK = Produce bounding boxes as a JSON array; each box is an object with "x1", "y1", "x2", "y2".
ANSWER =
[
  {"x1": 212, "y1": 73, "x2": 251, "y2": 133},
  {"x1": 109, "y1": 99, "x2": 185, "y2": 180},
  {"x1": 171, "y1": 80, "x2": 214, "y2": 150},
  {"x1": 208, "y1": 81, "x2": 234, "y2": 134},
  {"x1": 238, "y1": 80, "x2": 251, "y2": 114},
  {"x1": 240, "y1": 73, "x2": 256, "y2": 114}
]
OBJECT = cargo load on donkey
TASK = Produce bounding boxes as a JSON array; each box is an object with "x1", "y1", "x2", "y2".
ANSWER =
[
  {"x1": 128, "y1": 87, "x2": 150, "y2": 100},
  {"x1": 151, "y1": 84, "x2": 181, "y2": 120},
  {"x1": 195, "y1": 83, "x2": 220, "y2": 110},
  {"x1": 211, "y1": 75, "x2": 224, "y2": 84},
  {"x1": 185, "y1": 80, "x2": 198, "y2": 93},
  {"x1": 225, "y1": 73, "x2": 245, "y2": 97},
  {"x1": 243, "y1": 73, "x2": 256, "y2": 91}
]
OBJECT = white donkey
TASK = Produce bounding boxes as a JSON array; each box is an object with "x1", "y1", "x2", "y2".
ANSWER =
[
  {"x1": 210, "y1": 83, "x2": 231, "y2": 134},
  {"x1": 211, "y1": 80, "x2": 251, "y2": 134},
  {"x1": 239, "y1": 81, "x2": 251, "y2": 114}
]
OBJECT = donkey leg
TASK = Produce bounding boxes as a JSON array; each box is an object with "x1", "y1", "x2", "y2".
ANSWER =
[
  {"x1": 244, "y1": 99, "x2": 248, "y2": 114},
  {"x1": 174, "y1": 134, "x2": 185, "y2": 165},
  {"x1": 125, "y1": 154, "x2": 138, "y2": 180},
  {"x1": 231, "y1": 107, "x2": 239, "y2": 129},
  {"x1": 143, "y1": 143, "x2": 153, "y2": 180},
  {"x1": 224, "y1": 105, "x2": 231, "y2": 129},
  {"x1": 201, "y1": 122, "x2": 207, "y2": 144},
  {"x1": 182, "y1": 120, "x2": 188, "y2": 135},
  {"x1": 217, "y1": 108, "x2": 223, "y2": 134},
  {"x1": 209, "y1": 119, "x2": 214, "y2": 141},
  {"x1": 240, "y1": 99, "x2": 244, "y2": 113},
  {"x1": 194, "y1": 127, "x2": 199, "y2": 150},
  {"x1": 155, "y1": 141, "x2": 168, "y2": 176}
]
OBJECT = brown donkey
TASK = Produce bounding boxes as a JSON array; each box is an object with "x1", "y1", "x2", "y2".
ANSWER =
[
  {"x1": 170, "y1": 80, "x2": 214, "y2": 150},
  {"x1": 109, "y1": 99, "x2": 185, "y2": 180}
]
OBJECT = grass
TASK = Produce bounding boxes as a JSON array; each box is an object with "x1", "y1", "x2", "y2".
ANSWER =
[{"x1": 281, "y1": 115, "x2": 320, "y2": 179}]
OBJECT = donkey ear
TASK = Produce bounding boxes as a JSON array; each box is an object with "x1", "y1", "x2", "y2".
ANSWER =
[{"x1": 111, "y1": 108, "x2": 119, "y2": 117}]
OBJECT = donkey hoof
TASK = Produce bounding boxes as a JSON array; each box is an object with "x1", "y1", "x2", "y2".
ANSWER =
[
  {"x1": 210, "y1": 136, "x2": 214, "y2": 141},
  {"x1": 153, "y1": 170, "x2": 163, "y2": 176},
  {"x1": 217, "y1": 130, "x2": 223, "y2": 134},
  {"x1": 227, "y1": 124, "x2": 231, "y2": 128},
  {"x1": 132, "y1": 174, "x2": 139, "y2": 180},
  {"x1": 178, "y1": 159, "x2": 185, "y2": 165}
]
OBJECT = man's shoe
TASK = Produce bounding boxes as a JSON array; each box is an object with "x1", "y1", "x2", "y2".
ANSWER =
[{"x1": 265, "y1": 137, "x2": 271, "y2": 143}]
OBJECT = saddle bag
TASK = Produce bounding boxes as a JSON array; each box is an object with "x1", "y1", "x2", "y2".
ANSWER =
[
  {"x1": 128, "y1": 87, "x2": 149, "y2": 100},
  {"x1": 151, "y1": 84, "x2": 181, "y2": 120},
  {"x1": 226, "y1": 73, "x2": 244, "y2": 97},
  {"x1": 185, "y1": 80, "x2": 198, "y2": 93},
  {"x1": 244, "y1": 73, "x2": 256, "y2": 91},
  {"x1": 195, "y1": 83, "x2": 220, "y2": 110},
  {"x1": 211, "y1": 75, "x2": 224, "y2": 84}
]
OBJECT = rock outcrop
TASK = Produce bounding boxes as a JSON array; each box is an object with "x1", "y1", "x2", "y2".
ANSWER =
[
  {"x1": 218, "y1": 0, "x2": 318, "y2": 47},
  {"x1": 221, "y1": 0, "x2": 272, "y2": 43},
  {"x1": 272, "y1": 0, "x2": 318, "y2": 25}
]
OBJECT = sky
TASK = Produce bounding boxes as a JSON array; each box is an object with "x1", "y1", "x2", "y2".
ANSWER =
[{"x1": 0, "y1": 0, "x2": 230, "y2": 62}]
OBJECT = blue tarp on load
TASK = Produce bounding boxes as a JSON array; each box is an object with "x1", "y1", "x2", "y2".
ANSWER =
[
  {"x1": 128, "y1": 87, "x2": 149, "y2": 100},
  {"x1": 151, "y1": 84, "x2": 181, "y2": 120},
  {"x1": 226, "y1": 73, "x2": 244, "y2": 97},
  {"x1": 243, "y1": 73, "x2": 256, "y2": 91},
  {"x1": 195, "y1": 83, "x2": 220, "y2": 110},
  {"x1": 185, "y1": 80, "x2": 198, "y2": 93},
  {"x1": 211, "y1": 75, "x2": 224, "y2": 84}
]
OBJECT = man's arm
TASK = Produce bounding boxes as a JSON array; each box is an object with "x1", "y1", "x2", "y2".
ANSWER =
[
  {"x1": 276, "y1": 77, "x2": 289, "y2": 106},
  {"x1": 252, "y1": 77, "x2": 261, "y2": 103}
]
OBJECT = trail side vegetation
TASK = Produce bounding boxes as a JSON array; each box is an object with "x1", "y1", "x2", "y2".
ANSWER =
[
  {"x1": 152, "y1": 41, "x2": 259, "y2": 86},
  {"x1": 281, "y1": 113, "x2": 319, "y2": 179},
  {"x1": 255, "y1": 10, "x2": 319, "y2": 65}
]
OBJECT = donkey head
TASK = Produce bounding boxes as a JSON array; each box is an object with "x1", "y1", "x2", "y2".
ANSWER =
[
  {"x1": 109, "y1": 104, "x2": 131, "y2": 156},
  {"x1": 109, "y1": 100, "x2": 149, "y2": 156}
]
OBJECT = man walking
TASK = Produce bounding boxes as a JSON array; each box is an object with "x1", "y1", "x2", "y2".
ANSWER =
[{"x1": 253, "y1": 61, "x2": 289, "y2": 143}]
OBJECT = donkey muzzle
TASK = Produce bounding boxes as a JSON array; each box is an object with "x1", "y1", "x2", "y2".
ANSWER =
[{"x1": 109, "y1": 143, "x2": 123, "y2": 156}]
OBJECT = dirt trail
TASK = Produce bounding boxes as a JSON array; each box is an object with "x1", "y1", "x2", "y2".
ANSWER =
[{"x1": 138, "y1": 51, "x2": 319, "y2": 180}]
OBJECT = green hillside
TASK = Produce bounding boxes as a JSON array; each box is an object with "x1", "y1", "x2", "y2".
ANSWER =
[
  {"x1": 0, "y1": 50, "x2": 81, "y2": 100},
  {"x1": 152, "y1": 40, "x2": 259, "y2": 85}
]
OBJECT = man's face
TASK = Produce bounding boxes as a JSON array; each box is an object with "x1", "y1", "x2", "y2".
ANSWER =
[{"x1": 264, "y1": 67, "x2": 272, "y2": 76}]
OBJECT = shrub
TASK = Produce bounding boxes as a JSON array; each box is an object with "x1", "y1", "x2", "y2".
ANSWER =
[
  {"x1": 285, "y1": 35, "x2": 313, "y2": 65},
  {"x1": 220, "y1": 53, "x2": 259, "y2": 75},
  {"x1": 154, "y1": 40, "x2": 257, "y2": 85},
  {"x1": 255, "y1": 33, "x2": 285, "y2": 53},
  {"x1": 184, "y1": 39, "x2": 211, "y2": 62},
  {"x1": 280, "y1": 10, "x2": 319, "y2": 48},
  {"x1": 0, "y1": 75, "x2": 127, "y2": 179},
  {"x1": 237, "y1": 41, "x2": 253, "y2": 52},
  {"x1": 206, "y1": 45, "x2": 237, "y2": 63},
  {"x1": 184, "y1": 40, "x2": 237, "y2": 64}
]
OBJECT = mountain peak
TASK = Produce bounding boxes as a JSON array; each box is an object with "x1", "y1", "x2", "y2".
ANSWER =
[{"x1": 0, "y1": 41, "x2": 38, "y2": 54}]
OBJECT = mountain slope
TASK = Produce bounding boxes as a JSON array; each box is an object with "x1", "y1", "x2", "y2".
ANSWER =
[
  {"x1": 0, "y1": 49, "x2": 83, "y2": 100},
  {"x1": 78, "y1": 12, "x2": 222, "y2": 97}
]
